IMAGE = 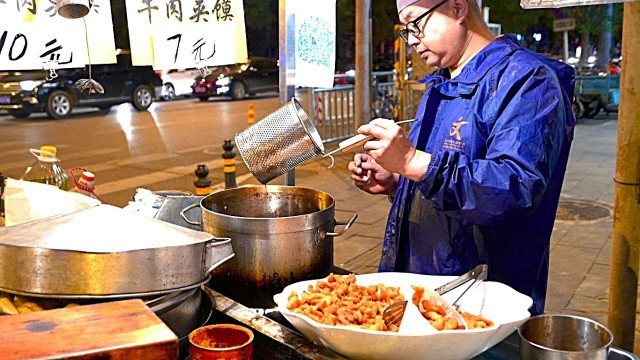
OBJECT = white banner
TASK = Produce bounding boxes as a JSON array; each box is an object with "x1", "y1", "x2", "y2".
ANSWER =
[
  {"x1": 522, "y1": 0, "x2": 637, "y2": 9},
  {"x1": 288, "y1": 0, "x2": 336, "y2": 88},
  {"x1": 0, "y1": 0, "x2": 116, "y2": 70},
  {"x1": 126, "y1": 0, "x2": 248, "y2": 70}
]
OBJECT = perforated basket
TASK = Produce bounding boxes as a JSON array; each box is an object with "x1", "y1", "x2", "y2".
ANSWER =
[{"x1": 235, "y1": 98, "x2": 325, "y2": 184}]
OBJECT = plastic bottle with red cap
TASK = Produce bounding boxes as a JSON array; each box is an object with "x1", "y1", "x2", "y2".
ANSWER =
[{"x1": 70, "y1": 170, "x2": 101, "y2": 200}]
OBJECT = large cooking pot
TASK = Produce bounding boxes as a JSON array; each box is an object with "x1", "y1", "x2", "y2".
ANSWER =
[{"x1": 181, "y1": 185, "x2": 356, "y2": 308}]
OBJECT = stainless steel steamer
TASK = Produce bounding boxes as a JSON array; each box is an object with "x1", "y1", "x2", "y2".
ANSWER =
[{"x1": 0, "y1": 204, "x2": 234, "y2": 296}]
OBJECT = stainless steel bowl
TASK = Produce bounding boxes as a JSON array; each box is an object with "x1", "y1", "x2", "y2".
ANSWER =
[{"x1": 519, "y1": 314, "x2": 613, "y2": 359}]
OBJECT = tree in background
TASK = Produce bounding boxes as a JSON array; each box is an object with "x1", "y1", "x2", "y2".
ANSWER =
[
  {"x1": 242, "y1": 0, "x2": 398, "y2": 68},
  {"x1": 565, "y1": 4, "x2": 623, "y2": 68},
  {"x1": 483, "y1": 0, "x2": 622, "y2": 67},
  {"x1": 371, "y1": 0, "x2": 399, "y2": 68},
  {"x1": 336, "y1": 0, "x2": 356, "y2": 70},
  {"x1": 483, "y1": 0, "x2": 549, "y2": 36},
  {"x1": 244, "y1": 0, "x2": 278, "y2": 57},
  {"x1": 336, "y1": 0, "x2": 400, "y2": 70}
]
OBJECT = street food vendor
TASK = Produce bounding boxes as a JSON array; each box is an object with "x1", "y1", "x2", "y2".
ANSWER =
[{"x1": 348, "y1": 0, "x2": 575, "y2": 315}]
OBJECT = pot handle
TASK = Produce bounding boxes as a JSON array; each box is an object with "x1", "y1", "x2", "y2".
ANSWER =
[
  {"x1": 326, "y1": 214, "x2": 358, "y2": 237},
  {"x1": 203, "y1": 237, "x2": 235, "y2": 276},
  {"x1": 180, "y1": 203, "x2": 202, "y2": 226}
]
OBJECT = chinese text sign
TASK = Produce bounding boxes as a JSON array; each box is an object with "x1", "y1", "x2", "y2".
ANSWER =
[
  {"x1": 126, "y1": 0, "x2": 248, "y2": 69},
  {"x1": 0, "y1": 0, "x2": 116, "y2": 70}
]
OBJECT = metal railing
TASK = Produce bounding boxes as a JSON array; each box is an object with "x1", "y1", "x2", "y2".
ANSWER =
[{"x1": 310, "y1": 71, "x2": 397, "y2": 144}]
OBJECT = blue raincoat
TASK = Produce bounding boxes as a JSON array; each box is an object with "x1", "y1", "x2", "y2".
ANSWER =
[{"x1": 380, "y1": 35, "x2": 576, "y2": 315}]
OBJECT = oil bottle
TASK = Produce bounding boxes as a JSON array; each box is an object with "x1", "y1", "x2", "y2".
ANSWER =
[{"x1": 22, "y1": 146, "x2": 72, "y2": 191}]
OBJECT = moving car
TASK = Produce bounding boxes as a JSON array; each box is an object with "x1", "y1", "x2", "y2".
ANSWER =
[
  {"x1": 192, "y1": 57, "x2": 278, "y2": 101},
  {"x1": 0, "y1": 65, "x2": 162, "y2": 119},
  {"x1": 158, "y1": 68, "x2": 206, "y2": 101}
]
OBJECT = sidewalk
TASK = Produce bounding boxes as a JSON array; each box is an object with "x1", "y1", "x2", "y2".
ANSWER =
[{"x1": 236, "y1": 113, "x2": 631, "y2": 351}]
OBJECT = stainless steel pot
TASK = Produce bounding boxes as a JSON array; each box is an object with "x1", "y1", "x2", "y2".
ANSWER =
[
  {"x1": 519, "y1": 314, "x2": 613, "y2": 360},
  {"x1": 181, "y1": 185, "x2": 356, "y2": 307},
  {"x1": 0, "y1": 204, "x2": 234, "y2": 296}
]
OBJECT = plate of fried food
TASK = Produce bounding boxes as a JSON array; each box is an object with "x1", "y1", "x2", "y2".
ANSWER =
[{"x1": 273, "y1": 272, "x2": 533, "y2": 360}]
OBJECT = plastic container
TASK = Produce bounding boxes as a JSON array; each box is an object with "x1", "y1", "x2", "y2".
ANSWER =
[
  {"x1": 70, "y1": 170, "x2": 100, "y2": 200},
  {"x1": 22, "y1": 146, "x2": 72, "y2": 191}
]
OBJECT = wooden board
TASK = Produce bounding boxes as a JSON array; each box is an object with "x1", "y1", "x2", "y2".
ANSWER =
[{"x1": 0, "y1": 299, "x2": 178, "y2": 359}]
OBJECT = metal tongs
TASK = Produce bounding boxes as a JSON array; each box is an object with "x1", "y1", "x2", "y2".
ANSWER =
[
  {"x1": 436, "y1": 264, "x2": 489, "y2": 309},
  {"x1": 323, "y1": 118, "x2": 417, "y2": 169},
  {"x1": 382, "y1": 264, "x2": 489, "y2": 327}
]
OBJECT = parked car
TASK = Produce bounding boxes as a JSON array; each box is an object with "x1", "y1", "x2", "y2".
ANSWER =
[
  {"x1": 0, "y1": 64, "x2": 162, "y2": 119},
  {"x1": 192, "y1": 57, "x2": 278, "y2": 101},
  {"x1": 158, "y1": 68, "x2": 208, "y2": 101}
]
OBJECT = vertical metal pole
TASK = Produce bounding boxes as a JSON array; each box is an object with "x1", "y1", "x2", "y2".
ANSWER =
[
  {"x1": 355, "y1": 0, "x2": 372, "y2": 128},
  {"x1": 563, "y1": 31, "x2": 569, "y2": 63},
  {"x1": 279, "y1": 0, "x2": 296, "y2": 186},
  {"x1": 608, "y1": 2, "x2": 640, "y2": 352}
]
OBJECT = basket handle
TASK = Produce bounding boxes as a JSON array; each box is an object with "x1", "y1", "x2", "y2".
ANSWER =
[{"x1": 326, "y1": 214, "x2": 358, "y2": 237}]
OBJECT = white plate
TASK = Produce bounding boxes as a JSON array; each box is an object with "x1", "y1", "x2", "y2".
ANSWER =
[{"x1": 273, "y1": 272, "x2": 533, "y2": 360}]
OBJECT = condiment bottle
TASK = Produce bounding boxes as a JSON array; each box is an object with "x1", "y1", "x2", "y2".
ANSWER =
[
  {"x1": 71, "y1": 171, "x2": 100, "y2": 200},
  {"x1": 22, "y1": 146, "x2": 72, "y2": 191}
]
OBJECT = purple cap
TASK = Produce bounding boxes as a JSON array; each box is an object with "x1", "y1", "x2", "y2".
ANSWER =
[{"x1": 397, "y1": 0, "x2": 419, "y2": 13}]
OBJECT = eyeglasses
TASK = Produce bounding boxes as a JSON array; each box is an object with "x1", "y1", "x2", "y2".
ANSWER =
[{"x1": 398, "y1": 0, "x2": 449, "y2": 42}]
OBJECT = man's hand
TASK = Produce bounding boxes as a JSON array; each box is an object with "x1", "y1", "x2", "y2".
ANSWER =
[
  {"x1": 358, "y1": 119, "x2": 431, "y2": 181},
  {"x1": 348, "y1": 153, "x2": 398, "y2": 195}
]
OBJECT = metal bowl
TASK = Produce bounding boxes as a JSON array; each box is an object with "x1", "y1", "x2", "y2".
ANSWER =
[{"x1": 519, "y1": 314, "x2": 613, "y2": 359}]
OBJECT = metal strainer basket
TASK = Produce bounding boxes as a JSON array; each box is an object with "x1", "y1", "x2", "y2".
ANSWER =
[{"x1": 235, "y1": 98, "x2": 325, "y2": 184}]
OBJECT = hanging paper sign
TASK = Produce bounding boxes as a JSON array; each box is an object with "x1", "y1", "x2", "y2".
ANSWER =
[
  {"x1": 0, "y1": 0, "x2": 116, "y2": 70},
  {"x1": 150, "y1": 23, "x2": 241, "y2": 70},
  {"x1": 126, "y1": 0, "x2": 248, "y2": 70},
  {"x1": 521, "y1": 0, "x2": 637, "y2": 9},
  {"x1": 288, "y1": 0, "x2": 336, "y2": 88}
]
